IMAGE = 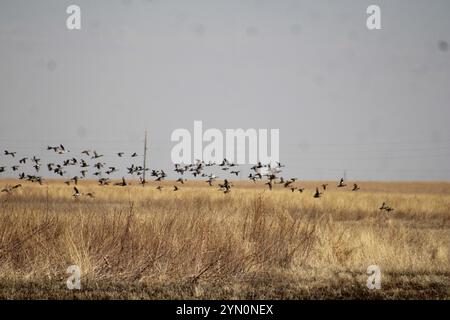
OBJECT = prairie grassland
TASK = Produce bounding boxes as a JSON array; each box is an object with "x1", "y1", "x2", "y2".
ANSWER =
[{"x1": 0, "y1": 179, "x2": 449, "y2": 299}]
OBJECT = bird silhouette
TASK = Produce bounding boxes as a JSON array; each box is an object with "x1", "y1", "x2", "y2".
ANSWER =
[
  {"x1": 0, "y1": 143, "x2": 374, "y2": 208},
  {"x1": 4, "y1": 150, "x2": 16, "y2": 157},
  {"x1": 284, "y1": 180, "x2": 294, "y2": 188},
  {"x1": 1, "y1": 184, "x2": 22, "y2": 194},
  {"x1": 80, "y1": 159, "x2": 89, "y2": 168},
  {"x1": 73, "y1": 187, "x2": 81, "y2": 198},
  {"x1": 91, "y1": 151, "x2": 103, "y2": 159},
  {"x1": 337, "y1": 178, "x2": 346, "y2": 188},
  {"x1": 98, "y1": 178, "x2": 110, "y2": 186},
  {"x1": 219, "y1": 179, "x2": 232, "y2": 193},
  {"x1": 106, "y1": 167, "x2": 117, "y2": 175},
  {"x1": 176, "y1": 178, "x2": 186, "y2": 184},
  {"x1": 314, "y1": 187, "x2": 322, "y2": 198},
  {"x1": 276, "y1": 161, "x2": 285, "y2": 168},
  {"x1": 379, "y1": 202, "x2": 394, "y2": 212},
  {"x1": 114, "y1": 177, "x2": 127, "y2": 187}
]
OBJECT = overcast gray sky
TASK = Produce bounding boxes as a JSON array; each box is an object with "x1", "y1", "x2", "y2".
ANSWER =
[{"x1": 1, "y1": 0, "x2": 450, "y2": 181}]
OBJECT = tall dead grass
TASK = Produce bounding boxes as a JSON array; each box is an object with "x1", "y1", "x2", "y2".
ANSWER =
[{"x1": 0, "y1": 180, "x2": 449, "y2": 299}]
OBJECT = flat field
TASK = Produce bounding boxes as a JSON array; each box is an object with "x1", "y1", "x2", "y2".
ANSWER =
[{"x1": 0, "y1": 179, "x2": 449, "y2": 299}]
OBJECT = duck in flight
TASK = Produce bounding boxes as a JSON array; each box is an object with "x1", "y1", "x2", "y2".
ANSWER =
[
  {"x1": 114, "y1": 177, "x2": 128, "y2": 187},
  {"x1": 58, "y1": 144, "x2": 67, "y2": 154},
  {"x1": 314, "y1": 187, "x2": 322, "y2": 198},
  {"x1": 176, "y1": 178, "x2": 186, "y2": 184},
  {"x1": 32, "y1": 156, "x2": 41, "y2": 164},
  {"x1": 284, "y1": 180, "x2": 294, "y2": 188},
  {"x1": 219, "y1": 179, "x2": 232, "y2": 193},
  {"x1": 73, "y1": 187, "x2": 81, "y2": 198},
  {"x1": 1, "y1": 184, "x2": 22, "y2": 194},
  {"x1": 65, "y1": 176, "x2": 79, "y2": 186},
  {"x1": 4, "y1": 150, "x2": 16, "y2": 157},
  {"x1": 91, "y1": 151, "x2": 103, "y2": 159},
  {"x1": 276, "y1": 161, "x2": 285, "y2": 168},
  {"x1": 379, "y1": 202, "x2": 394, "y2": 212},
  {"x1": 79, "y1": 160, "x2": 88, "y2": 168},
  {"x1": 98, "y1": 178, "x2": 110, "y2": 186},
  {"x1": 206, "y1": 174, "x2": 217, "y2": 186},
  {"x1": 72, "y1": 186, "x2": 94, "y2": 199},
  {"x1": 337, "y1": 178, "x2": 346, "y2": 188},
  {"x1": 94, "y1": 162, "x2": 105, "y2": 170}
]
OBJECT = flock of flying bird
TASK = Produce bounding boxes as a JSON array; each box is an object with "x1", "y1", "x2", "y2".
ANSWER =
[{"x1": 0, "y1": 146, "x2": 394, "y2": 212}]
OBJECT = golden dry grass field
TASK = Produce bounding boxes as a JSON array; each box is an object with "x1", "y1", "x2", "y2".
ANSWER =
[{"x1": 0, "y1": 179, "x2": 449, "y2": 299}]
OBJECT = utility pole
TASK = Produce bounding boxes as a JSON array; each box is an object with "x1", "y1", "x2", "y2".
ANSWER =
[{"x1": 142, "y1": 131, "x2": 148, "y2": 185}]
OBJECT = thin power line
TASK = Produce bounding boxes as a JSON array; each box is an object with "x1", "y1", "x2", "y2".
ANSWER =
[{"x1": 286, "y1": 138, "x2": 450, "y2": 147}]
